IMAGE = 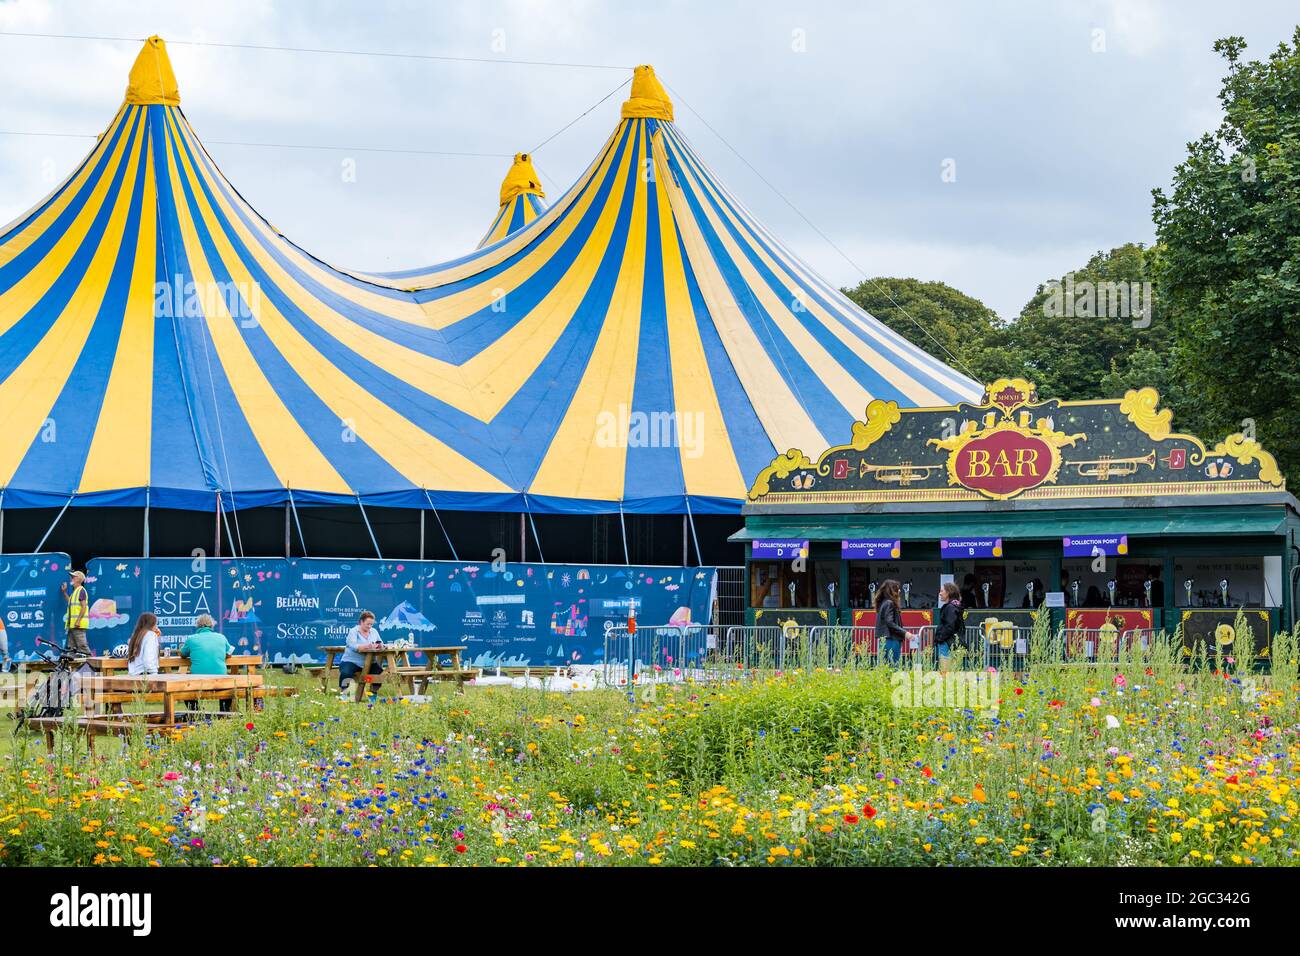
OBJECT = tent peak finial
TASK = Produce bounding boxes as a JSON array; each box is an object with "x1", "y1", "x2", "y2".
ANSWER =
[
  {"x1": 621, "y1": 64, "x2": 673, "y2": 121},
  {"x1": 125, "y1": 35, "x2": 180, "y2": 106},
  {"x1": 499, "y1": 153, "x2": 545, "y2": 207}
]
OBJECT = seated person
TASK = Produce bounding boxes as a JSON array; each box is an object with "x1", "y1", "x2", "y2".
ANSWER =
[
  {"x1": 126, "y1": 612, "x2": 161, "y2": 676},
  {"x1": 340, "y1": 610, "x2": 385, "y2": 697},
  {"x1": 181, "y1": 614, "x2": 235, "y2": 712}
]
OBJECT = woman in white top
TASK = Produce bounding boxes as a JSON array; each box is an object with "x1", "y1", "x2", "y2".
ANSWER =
[{"x1": 126, "y1": 612, "x2": 161, "y2": 676}]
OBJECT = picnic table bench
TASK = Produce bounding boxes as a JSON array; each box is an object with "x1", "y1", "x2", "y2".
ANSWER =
[
  {"x1": 316, "y1": 645, "x2": 476, "y2": 699},
  {"x1": 86, "y1": 654, "x2": 264, "y2": 675},
  {"x1": 79, "y1": 672, "x2": 264, "y2": 724}
]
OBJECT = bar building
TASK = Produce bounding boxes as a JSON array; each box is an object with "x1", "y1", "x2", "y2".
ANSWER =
[{"x1": 732, "y1": 379, "x2": 1298, "y2": 656}]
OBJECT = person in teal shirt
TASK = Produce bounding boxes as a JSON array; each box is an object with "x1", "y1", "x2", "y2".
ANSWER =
[{"x1": 181, "y1": 614, "x2": 235, "y2": 712}]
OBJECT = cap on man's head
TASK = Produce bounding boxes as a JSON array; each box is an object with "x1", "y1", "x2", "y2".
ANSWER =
[{"x1": 69, "y1": 569, "x2": 85, "y2": 580}]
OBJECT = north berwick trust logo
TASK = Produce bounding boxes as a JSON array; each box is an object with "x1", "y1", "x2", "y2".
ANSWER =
[{"x1": 49, "y1": 886, "x2": 151, "y2": 936}]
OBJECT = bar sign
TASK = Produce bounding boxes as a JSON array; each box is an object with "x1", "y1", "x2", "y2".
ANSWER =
[
  {"x1": 1062, "y1": 534, "x2": 1128, "y2": 557},
  {"x1": 940, "y1": 537, "x2": 1003, "y2": 558},
  {"x1": 751, "y1": 539, "x2": 808, "y2": 559},
  {"x1": 841, "y1": 538, "x2": 901, "y2": 559}
]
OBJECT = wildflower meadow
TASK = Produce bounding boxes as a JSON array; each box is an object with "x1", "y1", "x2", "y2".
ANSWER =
[{"x1": 2, "y1": 631, "x2": 1298, "y2": 868}]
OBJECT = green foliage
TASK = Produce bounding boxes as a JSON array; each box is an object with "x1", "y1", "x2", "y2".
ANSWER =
[
  {"x1": 840, "y1": 276, "x2": 1007, "y2": 382},
  {"x1": 1152, "y1": 28, "x2": 1300, "y2": 475}
]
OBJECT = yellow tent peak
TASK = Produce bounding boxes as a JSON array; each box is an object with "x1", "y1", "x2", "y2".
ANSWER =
[
  {"x1": 499, "y1": 152, "x2": 545, "y2": 207},
  {"x1": 621, "y1": 64, "x2": 673, "y2": 121},
  {"x1": 125, "y1": 35, "x2": 180, "y2": 106}
]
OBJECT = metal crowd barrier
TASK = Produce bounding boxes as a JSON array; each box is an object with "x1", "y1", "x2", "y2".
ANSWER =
[
  {"x1": 602, "y1": 623, "x2": 734, "y2": 688},
  {"x1": 960, "y1": 623, "x2": 1035, "y2": 669},
  {"x1": 1060, "y1": 627, "x2": 1159, "y2": 662}
]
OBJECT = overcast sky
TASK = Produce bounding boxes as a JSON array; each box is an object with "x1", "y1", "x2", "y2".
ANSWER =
[{"x1": 2, "y1": 0, "x2": 1296, "y2": 319}]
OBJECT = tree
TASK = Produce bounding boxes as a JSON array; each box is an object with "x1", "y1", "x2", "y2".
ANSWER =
[
  {"x1": 841, "y1": 276, "x2": 1006, "y2": 382},
  {"x1": 1152, "y1": 29, "x2": 1300, "y2": 476},
  {"x1": 999, "y1": 243, "x2": 1176, "y2": 403}
]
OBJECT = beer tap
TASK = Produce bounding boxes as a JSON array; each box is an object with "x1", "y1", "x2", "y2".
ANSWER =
[
  {"x1": 1220, "y1": 578, "x2": 1229, "y2": 608},
  {"x1": 1143, "y1": 579, "x2": 1153, "y2": 608},
  {"x1": 788, "y1": 580, "x2": 797, "y2": 608},
  {"x1": 1071, "y1": 579, "x2": 1080, "y2": 608},
  {"x1": 1026, "y1": 580, "x2": 1035, "y2": 607},
  {"x1": 827, "y1": 581, "x2": 836, "y2": 609},
  {"x1": 981, "y1": 581, "x2": 991, "y2": 609},
  {"x1": 1106, "y1": 579, "x2": 1117, "y2": 607},
  {"x1": 1184, "y1": 578, "x2": 1193, "y2": 607},
  {"x1": 902, "y1": 581, "x2": 911, "y2": 609}
]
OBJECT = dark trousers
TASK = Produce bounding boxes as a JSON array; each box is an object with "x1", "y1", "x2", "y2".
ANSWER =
[{"x1": 339, "y1": 660, "x2": 384, "y2": 690}]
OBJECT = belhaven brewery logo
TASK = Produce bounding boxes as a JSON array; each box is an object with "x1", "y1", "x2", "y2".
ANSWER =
[
  {"x1": 275, "y1": 591, "x2": 319, "y2": 611},
  {"x1": 930, "y1": 416, "x2": 1083, "y2": 501}
]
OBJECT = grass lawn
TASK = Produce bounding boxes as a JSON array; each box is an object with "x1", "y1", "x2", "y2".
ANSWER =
[{"x1": 1, "y1": 642, "x2": 1297, "y2": 866}]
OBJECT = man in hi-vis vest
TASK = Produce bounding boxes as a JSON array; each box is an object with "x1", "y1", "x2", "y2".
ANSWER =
[{"x1": 62, "y1": 569, "x2": 91, "y2": 657}]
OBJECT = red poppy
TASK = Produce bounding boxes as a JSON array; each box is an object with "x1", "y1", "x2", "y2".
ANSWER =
[
  {"x1": 921, "y1": 766, "x2": 933, "y2": 778},
  {"x1": 1014, "y1": 687, "x2": 1023, "y2": 695},
  {"x1": 863, "y1": 804, "x2": 877, "y2": 819},
  {"x1": 245, "y1": 722, "x2": 255, "y2": 731},
  {"x1": 363, "y1": 674, "x2": 374, "y2": 684},
  {"x1": 1226, "y1": 775, "x2": 1239, "y2": 784},
  {"x1": 454, "y1": 844, "x2": 467, "y2": 854}
]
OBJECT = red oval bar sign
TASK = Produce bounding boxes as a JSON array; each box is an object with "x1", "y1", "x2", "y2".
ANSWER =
[{"x1": 954, "y1": 428, "x2": 1054, "y2": 498}]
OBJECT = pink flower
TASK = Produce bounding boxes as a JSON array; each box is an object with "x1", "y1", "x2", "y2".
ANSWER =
[
  {"x1": 1113, "y1": 674, "x2": 1127, "y2": 688},
  {"x1": 163, "y1": 772, "x2": 181, "y2": 781}
]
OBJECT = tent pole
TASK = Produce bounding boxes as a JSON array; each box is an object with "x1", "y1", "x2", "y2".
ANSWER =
[
  {"x1": 619, "y1": 503, "x2": 629, "y2": 565},
  {"x1": 289, "y1": 488, "x2": 308, "y2": 558},
  {"x1": 519, "y1": 513, "x2": 526, "y2": 562},
  {"x1": 419, "y1": 508, "x2": 425, "y2": 561},
  {"x1": 682, "y1": 514, "x2": 688, "y2": 568},
  {"x1": 357, "y1": 497, "x2": 382, "y2": 559},
  {"x1": 527, "y1": 510, "x2": 545, "y2": 564},
  {"x1": 0, "y1": 490, "x2": 6, "y2": 554},
  {"x1": 685, "y1": 499, "x2": 703, "y2": 566},
  {"x1": 36, "y1": 495, "x2": 73, "y2": 553},
  {"x1": 283, "y1": 496, "x2": 291, "y2": 559},
  {"x1": 214, "y1": 491, "x2": 222, "y2": 559},
  {"x1": 143, "y1": 487, "x2": 151, "y2": 558},
  {"x1": 422, "y1": 490, "x2": 458, "y2": 561},
  {"x1": 220, "y1": 503, "x2": 238, "y2": 560}
]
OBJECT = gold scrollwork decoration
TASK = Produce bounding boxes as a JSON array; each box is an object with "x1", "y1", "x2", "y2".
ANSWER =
[
  {"x1": 747, "y1": 448, "x2": 815, "y2": 499},
  {"x1": 1119, "y1": 387, "x2": 1173, "y2": 442},
  {"x1": 1211, "y1": 434, "x2": 1285, "y2": 487},
  {"x1": 850, "y1": 400, "x2": 901, "y2": 450}
]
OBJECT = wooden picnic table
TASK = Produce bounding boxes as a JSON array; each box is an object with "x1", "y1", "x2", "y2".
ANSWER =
[
  {"x1": 316, "y1": 645, "x2": 472, "y2": 700},
  {"x1": 78, "y1": 672, "x2": 264, "y2": 724},
  {"x1": 86, "y1": 654, "x2": 263, "y2": 675}
]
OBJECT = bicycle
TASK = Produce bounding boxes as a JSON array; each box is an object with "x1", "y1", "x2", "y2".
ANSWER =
[{"x1": 9, "y1": 637, "x2": 92, "y2": 735}]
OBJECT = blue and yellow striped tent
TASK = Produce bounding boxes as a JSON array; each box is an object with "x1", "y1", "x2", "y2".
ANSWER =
[
  {"x1": 478, "y1": 153, "x2": 547, "y2": 249},
  {"x1": 0, "y1": 38, "x2": 981, "y2": 517}
]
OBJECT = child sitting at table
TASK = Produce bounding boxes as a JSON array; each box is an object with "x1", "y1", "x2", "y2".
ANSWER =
[
  {"x1": 126, "y1": 612, "x2": 161, "y2": 676},
  {"x1": 181, "y1": 614, "x2": 235, "y2": 712},
  {"x1": 340, "y1": 610, "x2": 385, "y2": 697}
]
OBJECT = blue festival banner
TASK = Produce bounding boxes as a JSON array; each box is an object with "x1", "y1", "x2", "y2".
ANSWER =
[
  {"x1": 0, "y1": 553, "x2": 72, "y2": 660},
  {"x1": 84, "y1": 557, "x2": 717, "y2": 666}
]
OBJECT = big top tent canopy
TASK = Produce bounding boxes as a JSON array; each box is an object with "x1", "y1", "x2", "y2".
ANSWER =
[
  {"x1": 478, "y1": 153, "x2": 547, "y2": 249},
  {"x1": 0, "y1": 38, "x2": 981, "y2": 519}
]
